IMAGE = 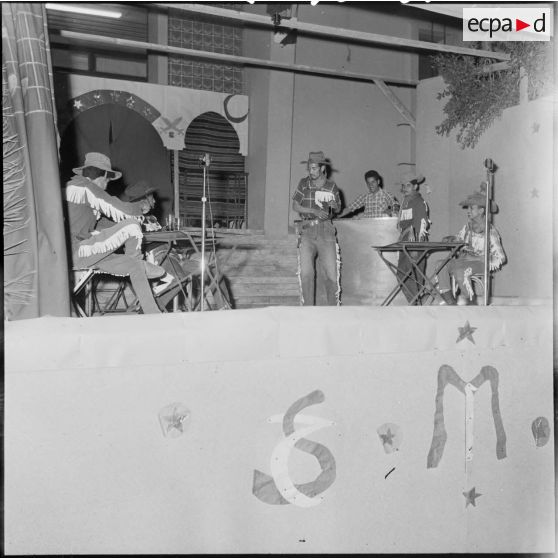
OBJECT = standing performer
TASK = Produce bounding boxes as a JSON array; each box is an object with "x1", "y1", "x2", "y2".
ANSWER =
[
  {"x1": 292, "y1": 151, "x2": 342, "y2": 306},
  {"x1": 340, "y1": 169, "x2": 399, "y2": 218},
  {"x1": 63, "y1": 152, "x2": 166, "y2": 314},
  {"x1": 396, "y1": 172, "x2": 431, "y2": 304},
  {"x1": 438, "y1": 187, "x2": 506, "y2": 305}
]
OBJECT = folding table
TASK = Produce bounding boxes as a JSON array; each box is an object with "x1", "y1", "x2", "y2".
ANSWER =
[
  {"x1": 144, "y1": 228, "x2": 232, "y2": 311},
  {"x1": 372, "y1": 241, "x2": 466, "y2": 306}
]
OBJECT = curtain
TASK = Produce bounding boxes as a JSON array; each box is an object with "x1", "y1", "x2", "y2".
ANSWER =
[{"x1": 3, "y1": 3, "x2": 70, "y2": 319}]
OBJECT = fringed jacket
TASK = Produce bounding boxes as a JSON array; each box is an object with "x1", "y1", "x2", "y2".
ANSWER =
[
  {"x1": 455, "y1": 220, "x2": 507, "y2": 271},
  {"x1": 64, "y1": 175, "x2": 145, "y2": 254}
]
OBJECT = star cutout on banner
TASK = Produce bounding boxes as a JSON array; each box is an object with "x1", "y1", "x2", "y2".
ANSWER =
[
  {"x1": 166, "y1": 411, "x2": 188, "y2": 433},
  {"x1": 380, "y1": 428, "x2": 395, "y2": 446},
  {"x1": 531, "y1": 122, "x2": 540, "y2": 133},
  {"x1": 457, "y1": 321, "x2": 477, "y2": 344},
  {"x1": 158, "y1": 403, "x2": 190, "y2": 438},
  {"x1": 530, "y1": 188, "x2": 539, "y2": 198},
  {"x1": 463, "y1": 487, "x2": 482, "y2": 507}
]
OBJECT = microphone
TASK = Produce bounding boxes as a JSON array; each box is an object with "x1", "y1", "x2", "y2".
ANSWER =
[
  {"x1": 199, "y1": 153, "x2": 211, "y2": 167},
  {"x1": 484, "y1": 158, "x2": 495, "y2": 171}
]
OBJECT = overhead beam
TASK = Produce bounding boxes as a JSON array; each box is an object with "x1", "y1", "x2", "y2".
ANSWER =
[
  {"x1": 153, "y1": 2, "x2": 510, "y2": 62},
  {"x1": 59, "y1": 31, "x2": 419, "y2": 87},
  {"x1": 373, "y1": 79, "x2": 416, "y2": 129}
]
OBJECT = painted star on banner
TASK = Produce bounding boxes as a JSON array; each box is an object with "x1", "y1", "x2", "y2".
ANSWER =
[
  {"x1": 456, "y1": 321, "x2": 477, "y2": 344},
  {"x1": 166, "y1": 411, "x2": 188, "y2": 433},
  {"x1": 463, "y1": 487, "x2": 482, "y2": 507},
  {"x1": 73, "y1": 99, "x2": 83, "y2": 110},
  {"x1": 380, "y1": 428, "x2": 395, "y2": 446},
  {"x1": 530, "y1": 188, "x2": 539, "y2": 198}
]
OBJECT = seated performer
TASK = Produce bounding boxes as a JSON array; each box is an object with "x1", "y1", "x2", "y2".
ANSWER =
[
  {"x1": 438, "y1": 187, "x2": 506, "y2": 305},
  {"x1": 63, "y1": 152, "x2": 167, "y2": 314},
  {"x1": 121, "y1": 179, "x2": 163, "y2": 232},
  {"x1": 396, "y1": 172, "x2": 431, "y2": 304},
  {"x1": 340, "y1": 170, "x2": 399, "y2": 218},
  {"x1": 292, "y1": 151, "x2": 342, "y2": 306}
]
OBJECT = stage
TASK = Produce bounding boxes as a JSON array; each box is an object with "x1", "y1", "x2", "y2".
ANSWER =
[{"x1": 4, "y1": 304, "x2": 555, "y2": 554}]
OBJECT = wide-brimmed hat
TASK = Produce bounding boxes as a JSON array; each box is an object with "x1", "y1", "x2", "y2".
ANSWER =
[
  {"x1": 459, "y1": 191, "x2": 486, "y2": 208},
  {"x1": 73, "y1": 152, "x2": 122, "y2": 180},
  {"x1": 122, "y1": 180, "x2": 157, "y2": 202},
  {"x1": 459, "y1": 183, "x2": 499, "y2": 212},
  {"x1": 400, "y1": 171, "x2": 425, "y2": 186},
  {"x1": 300, "y1": 151, "x2": 330, "y2": 166}
]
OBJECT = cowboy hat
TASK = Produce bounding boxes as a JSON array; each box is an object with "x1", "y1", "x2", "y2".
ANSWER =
[
  {"x1": 72, "y1": 152, "x2": 122, "y2": 180},
  {"x1": 400, "y1": 171, "x2": 425, "y2": 186},
  {"x1": 300, "y1": 151, "x2": 331, "y2": 166},
  {"x1": 459, "y1": 189, "x2": 499, "y2": 212},
  {"x1": 121, "y1": 180, "x2": 157, "y2": 202}
]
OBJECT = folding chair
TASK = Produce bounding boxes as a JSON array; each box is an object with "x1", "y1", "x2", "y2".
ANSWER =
[
  {"x1": 452, "y1": 272, "x2": 489, "y2": 306},
  {"x1": 72, "y1": 268, "x2": 139, "y2": 317}
]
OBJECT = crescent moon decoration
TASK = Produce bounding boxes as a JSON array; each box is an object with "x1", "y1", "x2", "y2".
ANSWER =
[
  {"x1": 252, "y1": 390, "x2": 337, "y2": 507},
  {"x1": 223, "y1": 94, "x2": 249, "y2": 123}
]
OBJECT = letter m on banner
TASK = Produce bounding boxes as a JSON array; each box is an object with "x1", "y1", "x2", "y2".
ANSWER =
[{"x1": 427, "y1": 365, "x2": 507, "y2": 469}]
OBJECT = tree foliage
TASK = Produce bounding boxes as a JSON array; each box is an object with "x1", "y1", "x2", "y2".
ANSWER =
[{"x1": 432, "y1": 42, "x2": 551, "y2": 149}]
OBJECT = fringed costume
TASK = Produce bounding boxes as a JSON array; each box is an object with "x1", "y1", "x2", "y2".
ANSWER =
[{"x1": 64, "y1": 175, "x2": 164, "y2": 314}]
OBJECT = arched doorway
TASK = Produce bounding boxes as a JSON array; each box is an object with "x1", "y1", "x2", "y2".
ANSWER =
[
  {"x1": 178, "y1": 111, "x2": 247, "y2": 228},
  {"x1": 59, "y1": 102, "x2": 172, "y2": 221}
]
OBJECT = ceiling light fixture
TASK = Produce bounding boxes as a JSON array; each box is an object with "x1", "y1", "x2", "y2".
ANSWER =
[{"x1": 45, "y1": 3, "x2": 122, "y2": 19}]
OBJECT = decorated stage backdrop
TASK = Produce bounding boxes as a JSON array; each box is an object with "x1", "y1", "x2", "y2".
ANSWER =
[
  {"x1": 58, "y1": 74, "x2": 249, "y2": 153},
  {"x1": 4, "y1": 306, "x2": 554, "y2": 554}
]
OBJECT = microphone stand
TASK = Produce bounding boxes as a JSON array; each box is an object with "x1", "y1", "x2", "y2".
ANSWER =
[
  {"x1": 483, "y1": 159, "x2": 495, "y2": 306},
  {"x1": 200, "y1": 154, "x2": 210, "y2": 312}
]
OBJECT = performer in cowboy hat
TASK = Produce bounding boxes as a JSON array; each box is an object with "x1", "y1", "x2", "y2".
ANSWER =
[
  {"x1": 437, "y1": 184, "x2": 506, "y2": 305},
  {"x1": 292, "y1": 150, "x2": 342, "y2": 306},
  {"x1": 396, "y1": 171, "x2": 431, "y2": 304},
  {"x1": 63, "y1": 152, "x2": 166, "y2": 313}
]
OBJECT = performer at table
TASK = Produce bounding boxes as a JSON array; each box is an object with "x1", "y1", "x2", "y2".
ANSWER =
[
  {"x1": 396, "y1": 172, "x2": 431, "y2": 304},
  {"x1": 340, "y1": 169, "x2": 399, "y2": 219},
  {"x1": 292, "y1": 151, "x2": 342, "y2": 306},
  {"x1": 437, "y1": 187, "x2": 506, "y2": 305},
  {"x1": 63, "y1": 152, "x2": 166, "y2": 314},
  {"x1": 121, "y1": 179, "x2": 163, "y2": 232}
]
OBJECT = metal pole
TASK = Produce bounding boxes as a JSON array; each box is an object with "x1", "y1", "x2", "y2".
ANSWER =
[
  {"x1": 483, "y1": 159, "x2": 494, "y2": 306},
  {"x1": 172, "y1": 150, "x2": 180, "y2": 313},
  {"x1": 173, "y1": 150, "x2": 180, "y2": 222},
  {"x1": 200, "y1": 156, "x2": 209, "y2": 312}
]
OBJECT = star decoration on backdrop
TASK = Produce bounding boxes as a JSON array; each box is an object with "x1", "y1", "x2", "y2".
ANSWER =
[
  {"x1": 531, "y1": 122, "x2": 540, "y2": 133},
  {"x1": 456, "y1": 321, "x2": 477, "y2": 344},
  {"x1": 158, "y1": 403, "x2": 190, "y2": 438},
  {"x1": 379, "y1": 428, "x2": 395, "y2": 446},
  {"x1": 166, "y1": 411, "x2": 188, "y2": 433},
  {"x1": 73, "y1": 99, "x2": 83, "y2": 110},
  {"x1": 376, "y1": 423, "x2": 401, "y2": 453},
  {"x1": 463, "y1": 487, "x2": 482, "y2": 507},
  {"x1": 530, "y1": 188, "x2": 539, "y2": 198}
]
